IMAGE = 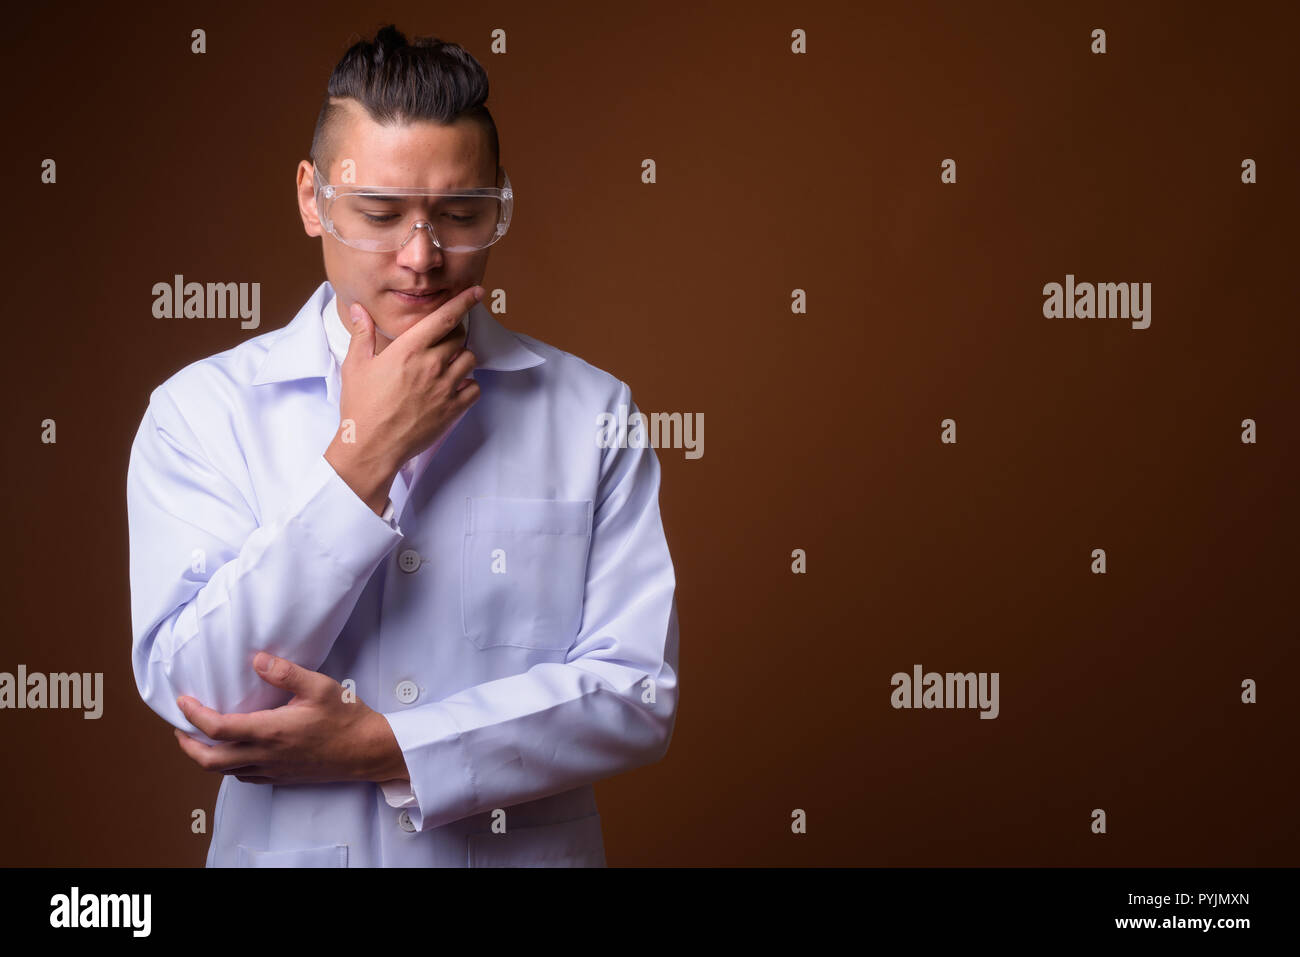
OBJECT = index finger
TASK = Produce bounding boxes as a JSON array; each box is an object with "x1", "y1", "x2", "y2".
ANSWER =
[
  {"x1": 397, "y1": 285, "x2": 482, "y2": 353},
  {"x1": 178, "y1": 695, "x2": 261, "y2": 742}
]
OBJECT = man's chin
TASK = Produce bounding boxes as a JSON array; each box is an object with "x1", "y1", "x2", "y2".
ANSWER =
[{"x1": 375, "y1": 324, "x2": 399, "y2": 342}]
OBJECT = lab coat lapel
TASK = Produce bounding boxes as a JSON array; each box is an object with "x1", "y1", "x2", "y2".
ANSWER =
[{"x1": 250, "y1": 284, "x2": 335, "y2": 388}]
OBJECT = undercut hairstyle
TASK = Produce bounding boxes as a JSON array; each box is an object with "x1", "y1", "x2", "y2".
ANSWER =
[{"x1": 310, "y1": 25, "x2": 500, "y2": 182}]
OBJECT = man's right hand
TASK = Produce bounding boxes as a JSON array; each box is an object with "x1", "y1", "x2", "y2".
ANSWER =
[{"x1": 325, "y1": 286, "x2": 483, "y2": 515}]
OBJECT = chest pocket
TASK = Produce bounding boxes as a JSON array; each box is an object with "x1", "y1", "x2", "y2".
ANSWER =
[{"x1": 462, "y1": 497, "x2": 594, "y2": 651}]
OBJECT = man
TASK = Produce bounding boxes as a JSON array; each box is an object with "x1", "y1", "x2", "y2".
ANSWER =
[{"x1": 126, "y1": 26, "x2": 679, "y2": 867}]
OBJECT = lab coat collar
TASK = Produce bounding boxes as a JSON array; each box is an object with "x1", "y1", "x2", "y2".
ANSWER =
[{"x1": 252, "y1": 281, "x2": 545, "y2": 387}]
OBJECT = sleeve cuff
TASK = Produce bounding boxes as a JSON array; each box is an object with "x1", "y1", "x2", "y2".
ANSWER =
[
  {"x1": 382, "y1": 706, "x2": 475, "y2": 831},
  {"x1": 379, "y1": 779, "x2": 418, "y2": 808},
  {"x1": 282, "y1": 455, "x2": 404, "y2": 578}
]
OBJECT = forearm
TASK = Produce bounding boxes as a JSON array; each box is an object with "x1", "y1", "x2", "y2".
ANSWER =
[
  {"x1": 386, "y1": 650, "x2": 677, "y2": 831},
  {"x1": 363, "y1": 711, "x2": 411, "y2": 784},
  {"x1": 325, "y1": 434, "x2": 400, "y2": 517}
]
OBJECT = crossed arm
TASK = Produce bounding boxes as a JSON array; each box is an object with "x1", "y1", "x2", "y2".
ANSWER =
[{"x1": 131, "y1": 379, "x2": 677, "y2": 831}]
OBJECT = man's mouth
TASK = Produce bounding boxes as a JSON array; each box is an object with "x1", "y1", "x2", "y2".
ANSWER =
[{"x1": 391, "y1": 288, "x2": 449, "y2": 305}]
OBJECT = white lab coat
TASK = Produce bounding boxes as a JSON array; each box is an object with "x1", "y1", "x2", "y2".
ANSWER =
[{"x1": 126, "y1": 281, "x2": 679, "y2": 867}]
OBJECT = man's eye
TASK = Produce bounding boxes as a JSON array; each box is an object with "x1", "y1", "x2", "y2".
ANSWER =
[{"x1": 361, "y1": 212, "x2": 400, "y2": 223}]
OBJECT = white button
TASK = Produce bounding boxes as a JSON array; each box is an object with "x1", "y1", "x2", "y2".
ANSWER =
[
  {"x1": 398, "y1": 810, "x2": 416, "y2": 832},
  {"x1": 395, "y1": 680, "x2": 419, "y2": 705},
  {"x1": 397, "y1": 548, "x2": 421, "y2": 573}
]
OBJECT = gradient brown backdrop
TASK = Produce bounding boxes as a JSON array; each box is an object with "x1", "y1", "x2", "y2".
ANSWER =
[{"x1": 2, "y1": 0, "x2": 1296, "y2": 866}]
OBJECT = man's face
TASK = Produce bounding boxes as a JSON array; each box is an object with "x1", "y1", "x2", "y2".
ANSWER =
[{"x1": 296, "y1": 100, "x2": 498, "y2": 354}]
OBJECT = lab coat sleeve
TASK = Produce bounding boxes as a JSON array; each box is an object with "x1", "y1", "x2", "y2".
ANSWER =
[
  {"x1": 383, "y1": 382, "x2": 680, "y2": 832},
  {"x1": 127, "y1": 384, "x2": 405, "y2": 745}
]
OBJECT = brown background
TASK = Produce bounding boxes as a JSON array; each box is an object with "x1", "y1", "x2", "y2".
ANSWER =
[{"x1": 2, "y1": 0, "x2": 1296, "y2": 865}]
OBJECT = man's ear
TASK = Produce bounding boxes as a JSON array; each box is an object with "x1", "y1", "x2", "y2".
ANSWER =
[{"x1": 296, "y1": 160, "x2": 323, "y2": 238}]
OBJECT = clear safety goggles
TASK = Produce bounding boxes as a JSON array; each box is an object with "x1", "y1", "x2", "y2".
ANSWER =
[{"x1": 313, "y1": 163, "x2": 513, "y2": 253}]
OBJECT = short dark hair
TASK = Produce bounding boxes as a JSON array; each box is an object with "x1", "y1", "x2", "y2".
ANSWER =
[{"x1": 310, "y1": 25, "x2": 500, "y2": 181}]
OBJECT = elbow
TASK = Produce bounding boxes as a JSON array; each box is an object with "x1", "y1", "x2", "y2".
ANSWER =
[
  {"x1": 132, "y1": 652, "x2": 189, "y2": 735},
  {"x1": 639, "y1": 652, "x2": 678, "y2": 765},
  {"x1": 652, "y1": 698, "x2": 677, "y2": 762},
  {"x1": 131, "y1": 624, "x2": 205, "y2": 739},
  {"x1": 589, "y1": 667, "x2": 676, "y2": 773},
  {"x1": 633, "y1": 675, "x2": 677, "y2": 768}
]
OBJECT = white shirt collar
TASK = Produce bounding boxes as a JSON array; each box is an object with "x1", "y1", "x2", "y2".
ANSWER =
[
  {"x1": 252, "y1": 280, "x2": 546, "y2": 390},
  {"x1": 321, "y1": 286, "x2": 352, "y2": 367}
]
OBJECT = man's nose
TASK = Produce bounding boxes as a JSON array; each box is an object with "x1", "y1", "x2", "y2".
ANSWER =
[{"x1": 395, "y1": 222, "x2": 445, "y2": 270}]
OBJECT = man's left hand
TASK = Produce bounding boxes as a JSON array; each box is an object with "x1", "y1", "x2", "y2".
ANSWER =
[{"x1": 172, "y1": 652, "x2": 409, "y2": 787}]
